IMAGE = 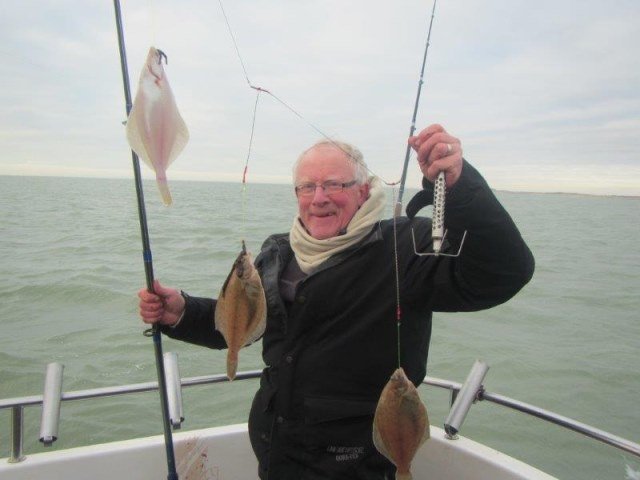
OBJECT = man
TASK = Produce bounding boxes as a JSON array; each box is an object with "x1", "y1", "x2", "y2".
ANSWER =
[{"x1": 138, "y1": 124, "x2": 535, "y2": 479}]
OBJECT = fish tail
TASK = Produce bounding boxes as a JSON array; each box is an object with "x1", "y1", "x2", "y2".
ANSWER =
[
  {"x1": 396, "y1": 471, "x2": 412, "y2": 480},
  {"x1": 157, "y1": 178, "x2": 172, "y2": 206},
  {"x1": 227, "y1": 352, "x2": 238, "y2": 381}
]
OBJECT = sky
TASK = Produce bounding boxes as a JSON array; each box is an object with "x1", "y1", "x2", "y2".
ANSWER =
[{"x1": 1, "y1": 0, "x2": 639, "y2": 195}]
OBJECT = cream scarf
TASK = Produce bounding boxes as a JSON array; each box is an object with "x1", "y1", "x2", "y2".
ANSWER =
[{"x1": 290, "y1": 177, "x2": 386, "y2": 274}]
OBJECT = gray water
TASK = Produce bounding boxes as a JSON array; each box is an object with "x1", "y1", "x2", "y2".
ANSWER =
[{"x1": 0, "y1": 175, "x2": 638, "y2": 479}]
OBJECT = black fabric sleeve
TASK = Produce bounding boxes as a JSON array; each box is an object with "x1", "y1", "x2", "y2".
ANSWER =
[
  {"x1": 160, "y1": 294, "x2": 228, "y2": 349},
  {"x1": 404, "y1": 160, "x2": 535, "y2": 311}
]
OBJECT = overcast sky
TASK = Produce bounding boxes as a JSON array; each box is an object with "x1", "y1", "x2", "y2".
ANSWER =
[{"x1": 1, "y1": 0, "x2": 638, "y2": 195}]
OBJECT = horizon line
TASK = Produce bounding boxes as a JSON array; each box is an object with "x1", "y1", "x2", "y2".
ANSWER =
[{"x1": 2, "y1": 172, "x2": 638, "y2": 199}]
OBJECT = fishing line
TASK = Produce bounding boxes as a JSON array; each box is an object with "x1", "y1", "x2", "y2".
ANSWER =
[
  {"x1": 218, "y1": 0, "x2": 252, "y2": 87},
  {"x1": 217, "y1": 0, "x2": 439, "y2": 371},
  {"x1": 218, "y1": 0, "x2": 333, "y2": 138},
  {"x1": 148, "y1": 0, "x2": 158, "y2": 47},
  {"x1": 392, "y1": 184, "x2": 402, "y2": 369},
  {"x1": 240, "y1": 88, "x2": 262, "y2": 242},
  {"x1": 216, "y1": 0, "x2": 401, "y2": 188},
  {"x1": 391, "y1": 0, "x2": 438, "y2": 370},
  {"x1": 260, "y1": 87, "x2": 400, "y2": 187}
]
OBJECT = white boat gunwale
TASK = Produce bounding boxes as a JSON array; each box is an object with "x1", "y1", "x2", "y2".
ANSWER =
[
  {"x1": 2, "y1": 367, "x2": 639, "y2": 467},
  {"x1": 0, "y1": 423, "x2": 561, "y2": 480}
]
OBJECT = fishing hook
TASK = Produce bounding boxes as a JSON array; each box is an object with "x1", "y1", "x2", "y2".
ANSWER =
[{"x1": 157, "y1": 49, "x2": 168, "y2": 65}]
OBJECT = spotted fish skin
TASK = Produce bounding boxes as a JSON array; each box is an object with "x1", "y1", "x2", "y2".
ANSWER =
[
  {"x1": 214, "y1": 242, "x2": 266, "y2": 380},
  {"x1": 373, "y1": 368, "x2": 430, "y2": 480},
  {"x1": 126, "y1": 47, "x2": 189, "y2": 206}
]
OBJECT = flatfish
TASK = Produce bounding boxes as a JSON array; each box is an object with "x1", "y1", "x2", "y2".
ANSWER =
[
  {"x1": 373, "y1": 368, "x2": 430, "y2": 480},
  {"x1": 214, "y1": 241, "x2": 267, "y2": 380},
  {"x1": 126, "y1": 47, "x2": 189, "y2": 205}
]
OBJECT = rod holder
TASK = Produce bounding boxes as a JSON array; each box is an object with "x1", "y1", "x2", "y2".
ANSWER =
[
  {"x1": 163, "y1": 352, "x2": 184, "y2": 429},
  {"x1": 39, "y1": 362, "x2": 64, "y2": 446},
  {"x1": 9, "y1": 406, "x2": 25, "y2": 463},
  {"x1": 444, "y1": 359, "x2": 489, "y2": 439}
]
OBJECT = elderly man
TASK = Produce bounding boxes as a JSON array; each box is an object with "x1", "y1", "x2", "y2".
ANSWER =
[{"x1": 138, "y1": 124, "x2": 534, "y2": 479}]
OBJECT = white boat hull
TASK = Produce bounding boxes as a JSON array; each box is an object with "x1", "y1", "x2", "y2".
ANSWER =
[{"x1": 1, "y1": 423, "x2": 556, "y2": 479}]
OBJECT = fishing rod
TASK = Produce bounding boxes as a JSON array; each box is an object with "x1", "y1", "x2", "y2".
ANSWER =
[
  {"x1": 112, "y1": 1, "x2": 179, "y2": 479},
  {"x1": 394, "y1": 0, "x2": 438, "y2": 218}
]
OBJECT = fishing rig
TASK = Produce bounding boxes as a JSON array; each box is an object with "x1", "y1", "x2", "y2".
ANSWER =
[
  {"x1": 393, "y1": 0, "x2": 467, "y2": 259},
  {"x1": 218, "y1": 0, "x2": 468, "y2": 375},
  {"x1": 410, "y1": 171, "x2": 467, "y2": 258},
  {"x1": 109, "y1": 1, "x2": 467, "y2": 476},
  {"x1": 220, "y1": 0, "x2": 464, "y2": 259},
  {"x1": 112, "y1": 1, "x2": 179, "y2": 479}
]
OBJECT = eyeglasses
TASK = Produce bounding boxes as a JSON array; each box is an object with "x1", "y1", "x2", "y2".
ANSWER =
[{"x1": 294, "y1": 179, "x2": 357, "y2": 197}]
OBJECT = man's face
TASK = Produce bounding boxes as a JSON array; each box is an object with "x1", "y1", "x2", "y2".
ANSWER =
[{"x1": 295, "y1": 146, "x2": 369, "y2": 240}]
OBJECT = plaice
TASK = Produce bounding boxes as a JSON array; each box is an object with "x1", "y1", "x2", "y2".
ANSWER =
[
  {"x1": 214, "y1": 241, "x2": 267, "y2": 380},
  {"x1": 373, "y1": 367, "x2": 430, "y2": 480},
  {"x1": 126, "y1": 47, "x2": 189, "y2": 206}
]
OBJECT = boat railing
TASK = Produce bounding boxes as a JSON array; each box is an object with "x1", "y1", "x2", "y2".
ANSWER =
[{"x1": 1, "y1": 361, "x2": 639, "y2": 464}]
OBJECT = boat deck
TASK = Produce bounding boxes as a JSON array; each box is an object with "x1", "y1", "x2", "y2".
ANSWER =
[{"x1": 1, "y1": 366, "x2": 638, "y2": 479}]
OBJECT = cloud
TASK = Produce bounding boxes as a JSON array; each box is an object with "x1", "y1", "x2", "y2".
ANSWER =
[{"x1": 0, "y1": 0, "x2": 638, "y2": 195}]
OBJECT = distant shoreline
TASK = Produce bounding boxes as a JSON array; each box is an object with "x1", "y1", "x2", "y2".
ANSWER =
[
  {"x1": 494, "y1": 189, "x2": 640, "y2": 200},
  {"x1": 1, "y1": 173, "x2": 639, "y2": 200}
]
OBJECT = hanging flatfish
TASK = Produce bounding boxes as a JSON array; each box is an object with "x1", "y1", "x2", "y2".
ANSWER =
[
  {"x1": 373, "y1": 368, "x2": 430, "y2": 480},
  {"x1": 126, "y1": 47, "x2": 189, "y2": 205},
  {"x1": 215, "y1": 241, "x2": 267, "y2": 380}
]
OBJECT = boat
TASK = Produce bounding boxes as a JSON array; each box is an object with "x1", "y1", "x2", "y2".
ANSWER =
[
  {"x1": 2, "y1": 361, "x2": 638, "y2": 479},
  {"x1": 3, "y1": 1, "x2": 636, "y2": 478}
]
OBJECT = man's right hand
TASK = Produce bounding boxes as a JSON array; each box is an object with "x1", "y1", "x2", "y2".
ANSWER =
[{"x1": 138, "y1": 280, "x2": 185, "y2": 327}]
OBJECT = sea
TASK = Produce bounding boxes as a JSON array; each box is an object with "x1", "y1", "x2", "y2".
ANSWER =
[{"x1": 0, "y1": 174, "x2": 638, "y2": 479}]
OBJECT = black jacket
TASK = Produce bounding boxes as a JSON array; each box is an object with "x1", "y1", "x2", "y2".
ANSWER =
[{"x1": 163, "y1": 161, "x2": 534, "y2": 479}]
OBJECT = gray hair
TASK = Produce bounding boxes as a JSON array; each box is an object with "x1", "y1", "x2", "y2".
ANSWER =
[{"x1": 292, "y1": 139, "x2": 370, "y2": 185}]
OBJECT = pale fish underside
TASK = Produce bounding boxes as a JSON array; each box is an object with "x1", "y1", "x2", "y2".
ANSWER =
[
  {"x1": 126, "y1": 46, "x2": 189, "y2": 206},
  {"x1": 175, "y1": 436, "x2": 220, "y2": 480},
  {"x1": 373, "y1": 367, "x2": 430, "y2": 480},
  {"x1": 214, "y1": 241, "x2": 267, "y2": 380}
]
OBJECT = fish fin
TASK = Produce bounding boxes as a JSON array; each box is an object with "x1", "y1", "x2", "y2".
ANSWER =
[
  {"x1": 244, "y1": 319, "x2": 266, "y2": 345},
  {"x1": 214, "y1": 279, "x2": 231, "y2": 336},
  {"x1": 157, "y1": 178, "x2": 172, "y2": 206},
  {"x1": 421, "y1": 419, "x2": 431, "y2": 444},
  {"x1": 214, "y1": 248, "x2": 245, "y2": 340},
  {"x1": 213, "y1": 291, "x2": 229, "y2": 335},
  {"x1": 125, "y1": 106, "x2": 154, "y2": 169},
  {"x1": 166, "y1": 114, "x2": 190, "y2": 167},
  {"x1": 243, "y1": 289, "x2": 267, "y2": 346},
  {"x1": 219, "y1": 271, "x2": 233, "y2": 299},
  {"x1": 372, "y1": 419, "x2": 391, "y2": 460}
]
